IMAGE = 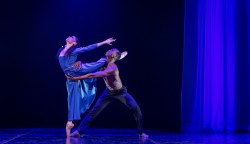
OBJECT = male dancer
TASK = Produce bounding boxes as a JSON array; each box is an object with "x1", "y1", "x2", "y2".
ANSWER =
[{"x1": 66, "y1": 48, "x2": 149, "y2": 138}]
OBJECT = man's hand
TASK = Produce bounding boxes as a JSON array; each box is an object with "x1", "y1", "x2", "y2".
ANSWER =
[
  {"x1": 120, "y1": 51, "x2": 128, "y2": 60},
  {"x1": 65, "y1": 74, "x2": 77, "y2": 81},
  {"x1": 73, "y1": 61, "x2": 82, "y2": 71}
]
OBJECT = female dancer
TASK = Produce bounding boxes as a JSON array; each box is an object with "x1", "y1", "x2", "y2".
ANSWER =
[{"x1": 57, "y1": 36, "x2": 115, "y2": 136}]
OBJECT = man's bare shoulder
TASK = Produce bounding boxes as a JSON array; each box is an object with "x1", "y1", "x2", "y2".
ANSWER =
[
  {"x1": 107, "y1": 63, "x2": 118, "y2": 69},
  {"x1": 104, "y1": 63, "x2": 118, "y2": 74}
]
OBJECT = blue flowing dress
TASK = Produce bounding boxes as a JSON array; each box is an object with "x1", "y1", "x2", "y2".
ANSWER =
[{"x1": 58, "y1": 44, "x2": 106, "y2": 120}]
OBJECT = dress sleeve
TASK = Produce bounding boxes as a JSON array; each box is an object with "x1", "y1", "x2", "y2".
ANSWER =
[{"x1": 72, "y1": 44, "x2": 98, "y2": 55}]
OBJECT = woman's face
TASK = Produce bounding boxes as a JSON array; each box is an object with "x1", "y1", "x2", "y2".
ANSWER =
[{"x1": 66, "y1": 36, "x2": 77, "y2": 45}]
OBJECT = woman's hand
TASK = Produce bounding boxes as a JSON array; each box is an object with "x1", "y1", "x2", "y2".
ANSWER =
[
  {"x1": 104, "y1": 37, "x2": 116, "y2": 45},
  {"x1": 97, "y1": 37, "x2": 116, "y2": 47}
]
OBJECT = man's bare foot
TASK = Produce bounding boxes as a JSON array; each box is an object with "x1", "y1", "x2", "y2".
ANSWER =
[
  {"x1": 139, "y1": 133, "x2": 149, "y2": 139},
  {"x1": 119, "y1": 51, "x2": 128, "y2": 60},
  {"x1": 70, "y1": 130, "x2": 81, "y2": 138},
  {"x1": 66, "y1": 122, "x2": 74, "y2": 137},
  {"x1": 70, "y1": 130, "x2": 88, "y2": 137}
]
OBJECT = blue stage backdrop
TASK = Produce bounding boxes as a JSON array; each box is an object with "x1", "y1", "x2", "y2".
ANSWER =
[{"x1": 182, "y1": 0, "x2": 250, "y2": 132}]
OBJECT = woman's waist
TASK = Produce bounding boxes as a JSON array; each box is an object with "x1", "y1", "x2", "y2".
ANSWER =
[{"x1": 63, "y1": 65, "x2": 74, "y2": 71}]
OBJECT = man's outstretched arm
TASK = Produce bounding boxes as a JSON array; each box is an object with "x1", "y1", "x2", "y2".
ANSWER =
[{"x1": 66, "y1": 64, "x2": 117, "y2": 80}]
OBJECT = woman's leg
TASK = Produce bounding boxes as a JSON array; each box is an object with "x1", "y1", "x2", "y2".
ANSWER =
[{"x1": 66, "y1": 120, "x2": 74, "y2": 137}]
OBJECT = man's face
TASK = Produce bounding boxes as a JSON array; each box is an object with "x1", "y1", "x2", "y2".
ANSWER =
[{"x1": 105, "y1": 49, "x2": 117, "y2": 58}]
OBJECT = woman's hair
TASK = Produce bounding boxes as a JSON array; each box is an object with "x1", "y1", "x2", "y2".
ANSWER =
[{"x1": 56, "y1": 37, "x2": 81, "y2": 58}]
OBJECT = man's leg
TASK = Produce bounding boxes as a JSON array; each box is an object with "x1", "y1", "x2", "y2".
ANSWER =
[
  {"x1": 116, "y1": 92, "x2": 149, "y2": 138},
  {"x1": 72, "y1": 90, "x2": 112, "y2": 136},
  {"x1": 115, "y1": 90, "x2": 143, "y2": 135}
]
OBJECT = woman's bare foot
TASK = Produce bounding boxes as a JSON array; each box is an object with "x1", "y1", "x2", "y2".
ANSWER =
[
  {"x1": 119, "y1": 51, "x2": 128, "y2": 60},
  {"x1": 66, "y1": 122, "x2": 74, "y2": 137}
]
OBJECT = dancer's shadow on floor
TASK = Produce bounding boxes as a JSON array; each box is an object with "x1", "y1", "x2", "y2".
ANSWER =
[
  {"x1": 66, "y1": 136, "x2": 160, "y2": 144},
  {"x1": 138, "y1": 137, "x2": 161, "y2": 144},
  {"x1": 66, "y1": 137, "x2": 94, "y2": 144}
]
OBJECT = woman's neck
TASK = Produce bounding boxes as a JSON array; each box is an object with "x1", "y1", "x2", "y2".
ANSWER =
[{"x1": 65, "y1": 43, "x2": 73, "y2": 49}]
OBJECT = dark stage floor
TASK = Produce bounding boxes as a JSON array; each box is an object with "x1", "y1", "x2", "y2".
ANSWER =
[{"x1": 0, "y1": 128, "x2": 250, "y2": 144}]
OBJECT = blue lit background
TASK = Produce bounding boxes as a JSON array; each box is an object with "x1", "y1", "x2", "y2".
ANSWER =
[{"x1": 182, "y1": 0, "x2": 250, "y2": 132}]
